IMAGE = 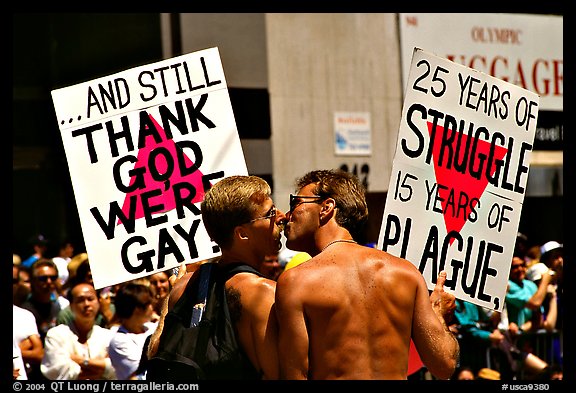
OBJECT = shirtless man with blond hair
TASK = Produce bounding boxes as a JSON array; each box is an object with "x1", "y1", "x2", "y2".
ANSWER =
[
  {"x1": 276, "y1": 169, "x2": 459, "y2": 380},
  {"x1": 148, "y1": 175, "x2": 287, "y2": 379}
]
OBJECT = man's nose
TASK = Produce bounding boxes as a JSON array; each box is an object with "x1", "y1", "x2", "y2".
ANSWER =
[{"x1": 276, "y1": 209, "x2": 289, "y2": 225}]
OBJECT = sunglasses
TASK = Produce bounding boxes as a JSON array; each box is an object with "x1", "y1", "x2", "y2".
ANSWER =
[
  {"x1": 289, "y1": 194, "x2": 323, "y2": 213},
  {"x1": 36, "y1": 275, "x2": 58, "y2": 282},
  {"x1": 248, "y1": 206, "x2": 277, "y2": 223}
]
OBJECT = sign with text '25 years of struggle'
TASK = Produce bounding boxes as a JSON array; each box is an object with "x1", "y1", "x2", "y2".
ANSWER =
[
  {"x1": 51, "y1": 47, "x2": 248, "y2": 289},
  {"x1": 377, "y1": 48, "x2": 538, "y2": 312}
]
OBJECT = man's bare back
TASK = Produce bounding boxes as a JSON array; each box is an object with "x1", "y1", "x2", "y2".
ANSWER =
[{"x1": 276, "y1": 242, "x2": 457, "y2": 379}]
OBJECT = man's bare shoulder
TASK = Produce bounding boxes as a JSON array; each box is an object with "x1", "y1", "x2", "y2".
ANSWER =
[
  {"x1": 365, "y1": 247, "x2": 423, "y2": 279},
  {"x1": 315, "y1": 246, "x2": 422, "y2": 284},
  {"x1": 227, "y1": 272, "x2": 276, "y2": 298}
]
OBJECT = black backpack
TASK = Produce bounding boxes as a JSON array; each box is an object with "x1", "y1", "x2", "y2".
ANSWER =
[{"x1": 145, "y1": 262, "x2": 265, "y2": 380}]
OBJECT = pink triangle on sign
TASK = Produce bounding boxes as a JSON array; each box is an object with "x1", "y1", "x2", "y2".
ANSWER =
[
  {"x1": 117, "y1": 114, "x2": 207, "y2": 225},
  {"x1": 427, "y1": 122, "x2": 508, "y2": 243}
]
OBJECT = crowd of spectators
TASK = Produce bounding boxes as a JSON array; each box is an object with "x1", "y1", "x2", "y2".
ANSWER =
[
  {"x1": 12, "y1": 232, "x2": 563, "y2": 381},
  {"x1": 448, "y1": 233, "x2": 563, "y2": 381}
]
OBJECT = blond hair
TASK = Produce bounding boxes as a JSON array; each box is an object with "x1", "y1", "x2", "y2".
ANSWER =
[{"x1": 201, "y1": 175, "x2": 271, "y2": 249}]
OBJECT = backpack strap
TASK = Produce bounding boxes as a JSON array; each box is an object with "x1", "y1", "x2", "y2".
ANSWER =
[
  {"x1": 218, "y1": 263, "x2": 266, "y2": 281},
  {"x1": 190, "y1": 263, "x2": 214, "y2": 327},
  {"x1": 171, "y1": 262, "x2": 214, "y2": 327}
]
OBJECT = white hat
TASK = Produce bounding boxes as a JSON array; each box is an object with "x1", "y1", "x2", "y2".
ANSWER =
[{"x1": 540, "y1": 241, "x2": 562, "y2": 257}]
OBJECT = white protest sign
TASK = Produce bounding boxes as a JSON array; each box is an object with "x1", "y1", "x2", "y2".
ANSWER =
[
  {"x1": 377, "y1": 48, "x2": 538, "y2": 312},
  {"x1": 51, "y1": 47, "x2": 248, "y2": 289}
]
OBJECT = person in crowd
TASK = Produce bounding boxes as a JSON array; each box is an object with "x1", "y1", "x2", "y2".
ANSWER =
[
  {"x1": 148, "y1": 175, "x2": 286, "y2": 380},
  {"x1": 276, "y1": 169, "x2": 459, "y2": 380},
  {"x1": 20, "y1": 259, "x2": 67, "y2": 342},
  {"x1": 13, "y1": 263, "x2": 32, "y2": 307},
  {"x1": 57, "y1": 258, "x2": 115, "y2": 327},
  {"x1": 21, "y1": 233, "x2": 49, "y2": 268},
  {"x1": 453, "y1": 366, "x2": 475, "y2": 380},
  {"x1": 521, "y1": 241, "x2": 562, "y2": 367},
  {"x1": 51, "y1": 238, "x2": 75, "y2": 290},
  {"x1": 507, "y1": 254, "x2": 553, "y2": 333},
  {"x1": 13, "y1": 266, "x2": 44, "y2": 381},
  {"x1": 259, "y1": 252, "x2": 284, "y2": 281},
  {"x1": 147, "y1": 270, "x2": 172, "y2": 322},
  {"x1": 538, "y1": 241, "x2": 563, "y2": 285},
  {"x1": 41, "y1": 280, "x2": 117, "y2": 380},
  {"x1": 527, "y1": 241, "x2": 563, "y2": 331},
  {"x1": 506, "y1": 255, "x2": 554, "y2": 332},
  {"x1": 524, "y1": 245, "x2": 541, "y2": 269},
  {"x1": 453, "y1": 299, "x2": 548, "y2": 380},
  {"x1": 526, "y1": 241, "x2": 562, "y2": 288},
  {"x1": 108, "y1": 282, "x2": 158, "y2": 379},
  {"x1": 514, "y1": 232, "x2": 529, "y2": 260},
  {"x1": 503, "y1": 255, "x2": 551, "y2": 378},
  {"x1": 66, "y1": 252, "x2": 89, "y2": 284},
  {"x1": 13, "y1": 305, "x2": 44, "y2": 380},
  {"x1": 13, "y1": 337, "x2": 27, "y2": 380},
  {"x1": 522, "y1": 271, "x2": 558, "y2": 334}
]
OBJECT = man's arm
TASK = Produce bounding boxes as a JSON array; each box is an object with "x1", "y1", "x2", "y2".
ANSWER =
[
  {"x1": 541, "y1": 288, "x2": 558, "y2": 332},
  {"x1": 146, "y1": 263, "x2": 188, "y2": 360},
  {"x1": 525, "y1": 272, "x2": 553, "y2": 310},
  {"x1": 146, "y1": 295, "x2": 169, "y2": 360},
  {"x1": 413, "y1": 270, "x2": 460, "y2": 380},
  {"x1": 275, "y1": 270, "x2": 309, "y2": 379},
  {"x1": 19, "y1": 334, "x2": 44, "y2": 364},
  {"x1": 241, "y1": 277, "x2": 279, "y2": 380}
]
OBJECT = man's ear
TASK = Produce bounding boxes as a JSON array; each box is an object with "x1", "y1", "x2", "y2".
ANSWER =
[
  {"x1": 234, "y1": 225, "x2": 250, "y2": 241},
  {"x1": 320, "y1": 198, "x2": 337, "y2": 220}
]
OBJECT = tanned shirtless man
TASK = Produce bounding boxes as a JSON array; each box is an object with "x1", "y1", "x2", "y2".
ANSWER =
[
  {"x1": 276, "y1": 169, "x2": 459, "y2": 380},
  {"x1": 148, "y1": 175, "x2": 286, "y2": 379}
]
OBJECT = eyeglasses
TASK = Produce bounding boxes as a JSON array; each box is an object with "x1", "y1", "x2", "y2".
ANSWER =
[
  {"x1": 289, "y1": 194, "x2": 323, "y2": 213},
  {"x1": 511, "y1": 263, "x2": 526, "y2": 270},
  {"x1": 36, "y1": 275, "x2": 58, "y2": 282},
  {"x1": 248, "y1": 206, "x2": 277, "y2": 223}
]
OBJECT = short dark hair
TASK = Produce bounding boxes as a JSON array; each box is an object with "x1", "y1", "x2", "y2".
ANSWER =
[
  {"x1": 113, "y1": 283, "x2": 154, "y2": 319},
  {"x1": 66, "y1": 280, "x2": 97, "y2": 303},
  {"x1": 31, "y1": 258, "x2": 58, "y2": 276},
  {"x1": 295, "y1": 169, "x2": 368, "y2": 240}
]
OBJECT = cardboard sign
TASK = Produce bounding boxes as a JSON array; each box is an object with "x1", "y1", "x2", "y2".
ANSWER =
[
  {"x1": 377, "y1": 48, "x2": 538, "y2": 311},
  {"x1": 51, "y1": 47, "x2": 248, "y2": 289}
]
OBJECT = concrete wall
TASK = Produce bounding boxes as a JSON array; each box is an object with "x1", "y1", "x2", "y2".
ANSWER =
[
  {"x1": 266, "y1": 13, "x2": 403, "y2": 211},
  {"x1": 168, "y1": 12, "x2": 562, "y2": 212}
]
